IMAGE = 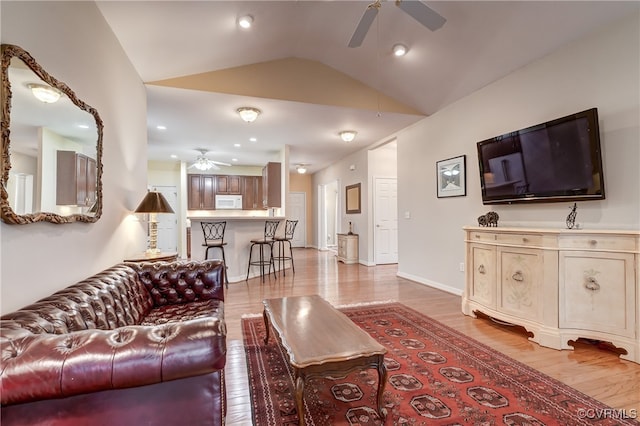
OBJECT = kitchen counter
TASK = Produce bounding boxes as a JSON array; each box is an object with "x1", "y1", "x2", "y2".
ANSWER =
[{"x1": 188, "y1": 216, "x2": 287, "y2": 282}]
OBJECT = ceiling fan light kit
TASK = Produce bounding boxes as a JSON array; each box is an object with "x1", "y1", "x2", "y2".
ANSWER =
[
  {"x1": 296, "y1": 164, "x2": 307, "y2": 174},
  {"x1": 349, "y1": 0, "x2": 446, "y2": 48},
  {"x1": 237, "y1": 107, "x2": 261, "y2": 123},
  {"x1": 190, "y1": 149, "x2": 231, "y2": 171},
  {"x1": 340, "y1": 131, "x2": 357, "y2": 143}
]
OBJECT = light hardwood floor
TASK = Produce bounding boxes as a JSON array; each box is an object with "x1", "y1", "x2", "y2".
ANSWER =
[{"x1": 224, "y1": 248, "x2": 640, "y2": 425}]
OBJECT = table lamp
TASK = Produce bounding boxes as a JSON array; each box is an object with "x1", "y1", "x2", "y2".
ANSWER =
[{"x1": 134, "y1": 191, "x2": 174, "y2": 254}]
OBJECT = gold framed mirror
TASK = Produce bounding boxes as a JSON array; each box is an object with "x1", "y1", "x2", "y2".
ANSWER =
[{"x1": 1, "y1": 44, "x2": 103, "y2": 224}]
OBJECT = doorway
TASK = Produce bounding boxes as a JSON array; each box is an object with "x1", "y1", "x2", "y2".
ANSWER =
[{"x1": 317, "y1": 180, "x2": 339, "y2": 251}]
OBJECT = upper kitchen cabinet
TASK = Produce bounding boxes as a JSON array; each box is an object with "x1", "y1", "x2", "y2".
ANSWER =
[
  {"x1": 243, "y1": 176, "x2": 263, "y2": 210},
  {"x1": 262, "y1": 162, "x2": 281, "y2": 208},
  {"x1": 188, "y1": 174, "x2": 215, "y2": 210},
  {"x1": 56, "y1": 150, "x2": 97, "y2": 207},
  {"x1": 216, "y1": 175, "x2": 242, "y2": 195}
]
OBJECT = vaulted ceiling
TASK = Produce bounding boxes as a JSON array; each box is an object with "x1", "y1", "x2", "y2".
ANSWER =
[{"x1": 97, "y1": 1, "x2": 638, "y2": 173}]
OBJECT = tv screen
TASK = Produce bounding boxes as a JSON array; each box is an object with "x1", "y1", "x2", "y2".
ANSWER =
[{"x1": 477, "y1": 108, "x2": 605, "y2": 204}]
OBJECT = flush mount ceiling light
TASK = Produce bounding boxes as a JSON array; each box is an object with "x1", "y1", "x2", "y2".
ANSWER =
[
  {"x1": 237, "y1": 107, "x2": 261, "y2": 123},
  {"x1": 238, "y1": 15, "x2": 253, "y2": 29},
  {"x1": 392, "y1": 43, "x2": 408, "y2": 57},
  {"x1": 296, "y1": 164, "x2": 308, "y2": 174},
  {"x1": 340, "y1": 130, "x2": 357, "y2": 142},
  {"x1": 28, "y1": 83, "x2": 62, "y2": 103}
]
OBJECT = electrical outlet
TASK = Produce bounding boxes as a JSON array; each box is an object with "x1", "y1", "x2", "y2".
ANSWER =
[{"x1": 459, "y1": 262, "x2": 465, "y2": 272}]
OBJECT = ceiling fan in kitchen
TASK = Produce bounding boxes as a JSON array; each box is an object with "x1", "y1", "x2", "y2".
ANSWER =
[
  {"x1": 348, "y1": 0, "x2": 446, "y2": 48},
  {"x1": 188, "y1": 149, "x2": 231, "y2": 171}
]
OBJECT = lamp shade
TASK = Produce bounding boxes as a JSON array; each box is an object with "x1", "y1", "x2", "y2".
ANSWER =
[{"x1": 134, "y1": 191, "x2": 174, "y2": 214}]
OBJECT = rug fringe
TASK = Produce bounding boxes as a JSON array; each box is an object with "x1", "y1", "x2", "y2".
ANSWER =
[{"x1": 335, "y1": 299, "x2": 396, "y2": 309}]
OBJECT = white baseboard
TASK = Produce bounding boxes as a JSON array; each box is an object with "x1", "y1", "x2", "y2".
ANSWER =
[{"x1": 396, "y1": 271, "x2": 464, "y2": 296}]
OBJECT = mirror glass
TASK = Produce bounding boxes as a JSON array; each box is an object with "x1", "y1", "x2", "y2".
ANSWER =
[{"x1": 1, "y1": 44, "x2": 103, "y2": 224}]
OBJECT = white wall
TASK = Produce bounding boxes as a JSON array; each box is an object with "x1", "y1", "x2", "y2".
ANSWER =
[
  {"x1": 1, "y1": 2, "x2": 148, "y2": 312},
  {"x1": 397, "y1": 13, "x2": 640, "y2": 294}
]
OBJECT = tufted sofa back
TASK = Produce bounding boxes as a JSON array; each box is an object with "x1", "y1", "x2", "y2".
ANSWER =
[{"x1": 0, "y1": 264, "x2": 154, "y2": 340}]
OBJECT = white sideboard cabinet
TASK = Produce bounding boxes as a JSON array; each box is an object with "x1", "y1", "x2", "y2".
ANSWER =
[
  {"x1": 462, "y1": 226, "x2": 640, "y2": 364},
  {"x1": 337, "y1": 233, "x2": 359, "y2": 264}
]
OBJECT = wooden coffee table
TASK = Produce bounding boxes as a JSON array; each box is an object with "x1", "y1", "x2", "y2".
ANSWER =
[{"x1": 263, "y1": 294, "x2": 387, "y2": 426}]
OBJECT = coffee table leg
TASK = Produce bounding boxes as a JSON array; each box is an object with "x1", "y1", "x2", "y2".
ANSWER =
[
  {"x1": 263, "y1": 310, "x2": 270, "y2": 345},
  {"x1": 376, "y1": 355, "x2": 387, "y2": 419},
  {"x1": 295, "y1": 374, "x2": 305, "y2": 426}
]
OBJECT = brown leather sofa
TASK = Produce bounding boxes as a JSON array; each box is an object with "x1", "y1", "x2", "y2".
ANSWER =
[{"x1": 0, "y1": 260, "x2": 226, "y2": 426}]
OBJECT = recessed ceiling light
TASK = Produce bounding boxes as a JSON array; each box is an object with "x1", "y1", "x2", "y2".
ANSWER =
[
  {"x1": 77, "y1": 124, "x2": 89, "y2": 129},
  {"x1": 238, "y1": 15, "x2": 253, "y2": 29},
  {"x1": 234, "y1": 143, "x2": 241, "y2": 148},
  {"x1": 157, "y1": 125, "x2": 167, "y2": 130},
  {"x1": 249, "y1": 137, "x2": 257, "y2": 142},
  {"x1": 170, "y1": 154, "x2": 178, "y2": 159},
  {"x1": 232, "y1": 158, "x2": 238, "y2": 162},
  {"x1": 393, "y1": 43, "x2": 408, "y2": 57}
]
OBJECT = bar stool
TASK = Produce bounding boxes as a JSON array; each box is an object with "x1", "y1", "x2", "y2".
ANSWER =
[
  {"x1": 273, "y1": 220, "x2": 298, "y2": 276},
  {"x1": 201, "y1": 221, "x2": 229, "y2": 287},
  {"x1": 246, "y1": 220, "x2": 280, "y2": 282}
]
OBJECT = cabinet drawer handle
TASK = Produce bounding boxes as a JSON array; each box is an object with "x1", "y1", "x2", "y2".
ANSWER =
[
  {"x1": 584, "y1": 277, "x2": 601, "y2": 292},
  {"x1": 589, "y1": 240, "x2": 598, "y2": 246},
  {"x1": 522, "y1": 237, "x2": 529, "y2": 243},
  {"x1": 478, "y1": 265, "x2": 486, "y2": 275},
  {"x1": 512, "y1": 271, "x2": 524, "y2": 282}
]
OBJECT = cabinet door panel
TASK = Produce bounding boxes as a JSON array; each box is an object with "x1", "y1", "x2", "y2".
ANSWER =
[
  {"x1": 188, "y1": 175, "x2": 202, "y2": 210},
  {"x1": 202, "y1": 175, "x2": 215, "y2": 209},
  {"x1": 559, "y1": 251, "x2": 635, "y2": 337},
  {"x1": 469, "y1": 244, "x2": 496, "y2": 308},
  {"x1": 497, "y1": 247, "x2": 543, "y2": 321}
]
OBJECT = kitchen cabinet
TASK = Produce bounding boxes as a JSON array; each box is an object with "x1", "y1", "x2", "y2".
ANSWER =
[
  {"x1": 56, "y1": 150, "x2": 96, "y2": 207},
  {"x1": 216, "y1": 175, "x2": 242, "y2": 195},
  {"x1": 462, "y1": 226, "x2": 640, "y2": 364},
  {"x1": 337, "y1": 233, "x2": 358, "y2": 264},
  {"x1": 188, "y1": 174, "x2": 215, "y2": 210},
  {"x1": 242, "y1": 176, "x2": 263, "y2": 210},
  {"x1": 262, "y1": 162, "x2": 281, "y2": 208}
]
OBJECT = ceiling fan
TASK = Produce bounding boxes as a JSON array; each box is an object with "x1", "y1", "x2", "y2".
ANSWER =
[
  {"x1": 188, "y1": 149, "x2": 231, "y2": 171},
  {"x1": 348, "y1": 0, "x2": 446, "y2": 48}
]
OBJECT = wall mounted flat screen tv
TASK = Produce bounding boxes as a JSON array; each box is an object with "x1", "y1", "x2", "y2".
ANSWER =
[{"x1": 477, "y1": 108, "x2": 605, "y2": 205}]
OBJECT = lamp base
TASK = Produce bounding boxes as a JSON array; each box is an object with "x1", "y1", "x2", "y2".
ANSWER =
[{"x1": 145, "y1": 248, "x2": 161, "y2": 255}]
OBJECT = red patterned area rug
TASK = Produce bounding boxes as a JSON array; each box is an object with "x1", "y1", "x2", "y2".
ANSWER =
[{"x1": 242, "y1": 302, "x2": 638, "y2": 425}]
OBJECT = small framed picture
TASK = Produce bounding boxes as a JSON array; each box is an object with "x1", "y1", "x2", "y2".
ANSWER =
[{"x1": 436, "y1": 155, "x2": 466, "y2": 198}]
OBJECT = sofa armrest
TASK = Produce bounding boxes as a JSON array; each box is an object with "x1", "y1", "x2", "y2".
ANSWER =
[
  {"x1": 128, "y1": 260, "x2": 225, "y2": 307},
  {"x1": 0, "y1": 317, "x2": 225, "y2": 405}
]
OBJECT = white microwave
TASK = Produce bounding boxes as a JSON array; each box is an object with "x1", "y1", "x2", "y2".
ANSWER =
[{"x1": 215, "y1": 194, "x2": 243, "y2": 209}]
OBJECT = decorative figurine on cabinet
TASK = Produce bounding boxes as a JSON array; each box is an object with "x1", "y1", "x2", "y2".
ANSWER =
[
  {"x1": 478, "y1": 211, "x2": 499, "y2": 227},
  {"x1": 566, "y1": 203, "x2": 577, "y2": 229}
]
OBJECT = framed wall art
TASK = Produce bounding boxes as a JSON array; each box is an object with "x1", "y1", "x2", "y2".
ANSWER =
[
  {"x1": 345, "y1": 183, "x2": 361, "y2": 214},
  {"x1": 436, "y1": 155, "x2": 466, "y2": 198}
]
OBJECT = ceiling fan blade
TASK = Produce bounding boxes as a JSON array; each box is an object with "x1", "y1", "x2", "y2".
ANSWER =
[
  {"x1": 210, "y1": 160, "x2": 231, "y2": 167},
  {"x1": 348, "y1": 4, "x2": 379, "y2": 48},
  {"x1": 395, "y1": 0, "x2": 446, "y2": 31}
]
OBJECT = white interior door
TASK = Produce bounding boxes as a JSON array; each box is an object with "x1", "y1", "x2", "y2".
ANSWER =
[
  {"x1": 152, "y1": 185, "x2": 178, "y2": 253},
  {"x1": 374, "y1": 177, "x2": 398, "y2": 264},
  {"x1": 288, "y1": 192, "x2": 306, "y2": 247}
]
